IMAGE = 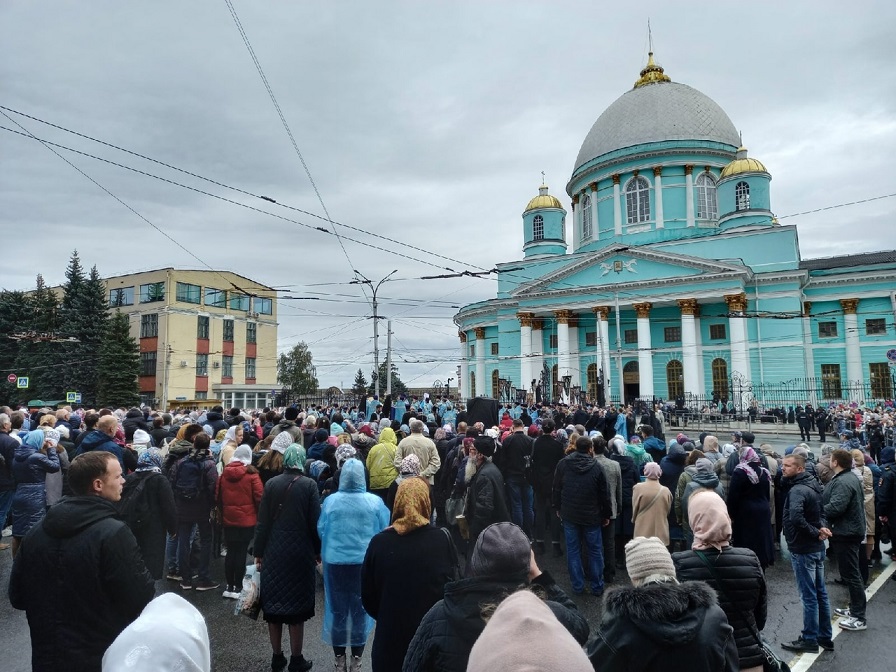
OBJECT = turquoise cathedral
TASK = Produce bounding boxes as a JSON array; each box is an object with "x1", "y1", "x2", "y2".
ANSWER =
[{"x1": 454, "y1": 53, "x2": 896, "y2": 408}]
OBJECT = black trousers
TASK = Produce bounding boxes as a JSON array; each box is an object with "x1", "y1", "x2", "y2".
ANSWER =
[
  {"x1": 223, "y1": 525, "x2": 255, "y2": 589},
  {"x1": 831, "y1": 539, "x2": 866, "y2": 620}
]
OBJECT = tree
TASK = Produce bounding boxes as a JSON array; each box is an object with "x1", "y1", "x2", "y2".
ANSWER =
[
  {"x1": 96, "y1": 310, "x2": 140, "y2": 408},
  {"x1": 277, "y1": 342, "x2": 318, "y2": 400},
  {"x1": 368, "y1": 361, "x2": 407, "y2": 397},
  {"x1": 15, "y1": 274, "x2": 63, "y2": 402},
  {"x1": 352, "y1": 368, "x2": 368, "y2": 397},
  {"x1": 0, "y1": 290, "x2": 29, "y2": 406}
]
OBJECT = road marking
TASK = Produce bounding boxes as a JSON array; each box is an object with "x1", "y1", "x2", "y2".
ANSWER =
[{"x1": 787, "y1": 561, "x2": 896, "y2": 672}]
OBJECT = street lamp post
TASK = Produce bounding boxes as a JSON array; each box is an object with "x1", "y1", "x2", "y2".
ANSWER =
[{"x1": 351, "y1": 269, "x2": 397, "y2": 400}]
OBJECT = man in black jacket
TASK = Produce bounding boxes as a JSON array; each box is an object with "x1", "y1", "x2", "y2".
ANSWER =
[
  {"x1": 553, "y1": 436, "x2": 612, "y2": 595},
  {"x1": 496, "y1": 419, "x2": 534, "y2": 538},
  {"x1": 780, "y1": 453, "x2": 834, "y2": 653},
  {"x1": 9, "y1": 451, "x2": 155, "y2": 672},
  {"x1": 463, "y1": 436, "x2": 511, "y2": 557}
]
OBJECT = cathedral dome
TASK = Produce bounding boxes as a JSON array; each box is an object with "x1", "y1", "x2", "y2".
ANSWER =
[
  {"x1": 573, "y1": 54, "x2": 740, "y2": 174},
  {"x1": 524, "y1": 185, "x2": 564, "y2": 212},
  {"x1": 720, "y1": 146, "x2": 768, "y2": 179}
]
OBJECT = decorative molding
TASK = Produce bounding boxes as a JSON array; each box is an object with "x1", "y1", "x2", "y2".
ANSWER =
[
  {"x1": 458, "y1": 331, "x2": 467, "y2": 343},
  {"x1": 632, "y1": 169, "x2": 640, "y2": 178},
  {"x1": 724, "y1": 292, "x2": 748, "y2": 313},
  {"x1": 517, "y1": 312, "x2": 535, "y2": 328},
  {"x1": 554, "y1": 309, "x2": 573, "y2": 324},
  {"x1": 677, "y1": 298, "x2": 699, "y2": 316},
  {"x1": 802, "y1": 301, "x2": 812, "y2": 317},
  {"x1": 839, "y1": 298, "x2": 859, "y2": 315},
  {"x1": 572, "y1": 194, "x2": 579, "y2": 205},
  {"x1": 592, "y1": 306, "x2": 610, "y2": 320},
  {"x1": 474, "y1": 327, "x2": 486, "y2": 340},
  {"x1": 653, "y1": 166, "x2": 662, "y2": 177},
  {"x1": 612, "y1": 174, "x2": 620, "y2": 185},
  {"x1": 531, "y1": 318, "x2": 545, "y2": 330},
  {"x1": 633, "y1": 302, "x2": 653, "y2": 318},
  {"x1": 684, "y1": 164, "x2": 694, "y2": 176},
  {"x1": 589, "y1": 182, "x2": 598, "y2": 192}
]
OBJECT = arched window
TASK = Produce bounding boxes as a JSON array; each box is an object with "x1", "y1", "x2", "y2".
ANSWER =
[
  {"x1": 625, "y1": 176, "x2": 650, "y2": 224},
  {"x1": 582, "y1": 194, "x2": 593, "y2": 240},
  {"x1": 735, "y1": 181, "x2": 750, "y2": 211},
  {"x1": 470, "y1": 371, "x2": 476, "y2": 397},
  {"x1": 491, "y1": 370, "x2": 500, "y2": 398},
  {"x1": 696, "y1": 173, "x2": 718, "y2": 219},
  {"x1": 533, "y1": 215, "x2": 544, "y2": 240},
  {"x1": 551, "y1": 364, "x2": 558, "y2": 401},
  {"x1": 711, "y1": 358, "x2": 729, "y2": 400},
  {"x1": 666, "y1": 360, "x2": 684, "y2": 399},
  {"x1": 587, "y1": 363, "x2": 599, "y2": 400}
]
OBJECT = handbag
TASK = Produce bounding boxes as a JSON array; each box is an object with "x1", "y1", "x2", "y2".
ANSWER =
[
  {"x1": 445, "y1": 496, "x2": 463, "y2": 525},
  {"x1": 694, "y1": 550, "x2": 790, "y2": 672}
]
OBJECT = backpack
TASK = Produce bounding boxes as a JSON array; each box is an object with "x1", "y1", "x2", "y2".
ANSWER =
[
  {"x1": 119, "y1": 475, "x2": 152, "y2": 529},
  {"x1": 173, "y1": 456, "x2": 206, "y2": 501}
]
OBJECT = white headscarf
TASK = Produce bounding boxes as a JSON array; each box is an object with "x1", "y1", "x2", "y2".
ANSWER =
[
  {"x1": 230, "y1": 445, "x2": 253, "y2": 466},
  {"x1": 222, "y1": 426, "x2": 239, "y2": 447}
]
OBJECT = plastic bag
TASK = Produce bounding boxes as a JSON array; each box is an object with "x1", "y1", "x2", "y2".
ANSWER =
[{"x1": 235, "y1": 564, "x2": 261, "y2": 620}]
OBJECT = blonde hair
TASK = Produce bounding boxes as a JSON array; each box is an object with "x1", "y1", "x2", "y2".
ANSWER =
[
  {"x1": 39, "y1": 414, "x2": 57, "y2": 428},
  {"x1": 851, "y1": 449, "x2": 865, "y2": 467}
]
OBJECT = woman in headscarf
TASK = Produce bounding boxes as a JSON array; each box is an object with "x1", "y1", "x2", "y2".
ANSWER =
[
  {"x1": 254, "y1": 444, "x2": 320, "y2": 672},
  {"x1": 317, "y1": 459, "x2": 390, "y2": 672},
  {"x1": 41, "y1": 428, "x2": 69, "y2": 508},
  {"x1": 386, "y1": 454, "x2": 421, "y2": 511},
  {"x1": 217, "y1": 445, "x2": 263, "y2": 598},
  {"x1": 624, "y1": 435, "x2": 653, "y2": 475},
  {"x1": 673, "y1": 490, "x2": 768, "y2": 672},
  {"x1": 119, "y1": 448, "x2": 177, "y2": 580},
  {"x1": 727, "y1": 446, "x2": 774, "y2": 569},
  {"x1": 631, "y1": 462, "x2": 672, "y2": 546},
  {"x1": 10, "y1": 429, "x2": 60, "y2": 557},
  {"x1": 361, "y1": 478, "x2": 459, "y2": 672},
  {"x1": 366, "y1": 427, "x2": 399, "y2": 505},
  {"x1": 257, "y1": 432, "x2": 287, "y2": 484},
  {"x1": 218, "y1": 424, "x2": 243, "y2": 474}
]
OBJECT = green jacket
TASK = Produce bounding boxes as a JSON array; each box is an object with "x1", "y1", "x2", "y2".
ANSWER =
[{"x1": 822, "y1": 470, "x2": 865, "y2": 541}]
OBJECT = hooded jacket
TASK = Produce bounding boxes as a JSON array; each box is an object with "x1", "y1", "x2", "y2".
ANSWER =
[
  {"x1": 552, "y1": 450, "x2": 612, "y2": 526},
  {"x1": 823, "y1": 468, "x2": 866, "y2": 541},
  {"x1": 269, "y1": 419, "x2": 304, "y2": 445},
  {"x1": 876, "y1": 447, "x2": 896, "y2": 517},
  {"x1": 9, "y1": 495, "x2": 155, "y2": 672},
  {"x1": 367, "y1": 428, "x2": 399, "y2": 490},
  {"x1": 317, "y1": 459, "x2": 390, "y2": 564},
  {"x1": 680, "y1": 470, "x2": 725, "y2": 531},
  {"x1": 122, "y1": 408, "x2": 149, "y2": 442},
  {"x1": 217, "y1": 461, "x2": 263, "y2": 527},
  {"x1": 78, "y1": 429, "x2": 135, "y2": 473},
  {"x1": 204, "y1": 411, "x2": 228, "y2": 436},
  {"x1": 586, "y1": 581, "x2": 738, "y2": 672},
  {"x1": 782, "y1": 471, "x2": 827, "y2": 554},
  {"x1": 12, "y1": 438, "x2": 60, "y2": 485}
]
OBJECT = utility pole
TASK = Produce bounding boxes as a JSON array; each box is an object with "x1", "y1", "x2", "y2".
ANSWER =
[
  {"x1": 386, "y1": 320, "x2": 393, "y2": 396},
  {"x1": 351, "y1": 269, "x2": 397, "y2": 400}
]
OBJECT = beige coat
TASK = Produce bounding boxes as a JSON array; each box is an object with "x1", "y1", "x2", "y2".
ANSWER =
[
  {"x1": 632, "y1": 479, "x2": 672, "y2": 545},
  {"x1": 856, "y1": 466, "x2": 875, "y2": 538}
]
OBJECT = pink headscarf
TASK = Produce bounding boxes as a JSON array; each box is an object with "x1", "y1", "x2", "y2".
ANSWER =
[
  {"x1": 643, "y1": 462, "x2": 662, "y2": 480},
  {"x1": 689, "y1": 491, "x2": 732, "y2": 551}
]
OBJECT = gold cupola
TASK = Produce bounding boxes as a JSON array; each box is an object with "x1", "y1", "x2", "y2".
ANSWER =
[
  {"x1": 524, "y1": 185, "x2": 564, "y2": 212},
  {"x1": 720, "y1": 146, "x2": 768, "y2": 179},
  {"x1": 633, "y1": 52, "x2": 672, "y2": 89}
]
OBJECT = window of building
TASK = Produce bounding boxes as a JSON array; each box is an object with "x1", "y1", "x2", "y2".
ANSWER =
[
  {"x1": 870, "y1": 363, "x2": 892, "y2": 398},
  {"x1": 533, "y1": 215, "x2": 544, "y2": 241},
  {"x1": 109, "y1": 286, "x2": 134, "y2": 307},
  {"x1": 197, "y1": 315, "x2": 209, "y2": 339},
  {"x1": 821, "y1": 364, "x2": 842, "y2": 399},
  {"x1": 587, "y1": 363, "x2": 599, "y2": 400},
  {"x1": 696, "y1": 173, "x2": 718, "y2": 219},
  {"x1": 139, "y1": 351, "x2": 156, "y2": 377},
  {"x1": 735, "y1": 181, "x2": 750, "y2": 211},
  {"x1": 491, "y1": 370, "x2": 500, "y2": 398},
  {"x1": 194, "y1": 392, "x2": 208, "y2": 400},
  {"x1": 196, "y1": 354, "x2": 208, "y2": 376},
  {"x1": 229, "y1": 292, "x2": 250, "y2": 312},
  {"x1": 664, "y1": 326, "x2": 681, "y2": 343},
  {"x1": 176, "y1": 282, "x2": 201, "y2": 304},
  {"x1": 709, "y1": 324, "x2": 727, "y2": 340},
  {"x1": 585, "y1": 331, "x2": 597, "y2": 347},
  {"x1": 254, "y1": 297, "x2": 273, "y2": 315},
  {"x1": 470, "y1": 371, "x2": 476, "y2": 396},
  {"x1": 624, "y1": 329, "x2": 638, "y2": 344},
  {"x1": 490, "y1": 342, "x2": 499, "y2": 356},
  {"x1": 246, "y1": 357, "x2": 256, "y2": 379},
  {"x1": 625, "y1": 176, "x2": 650, "y2": 224},
  {"x1": 139, "y1": 282, "x2": 166, "y2": 303},
  {"x1": 223, "y1": 319, "x2": 234, "y2": 342},
  {"x1": 469, "y1": 344, "x2": 475, "y2": 358},
  {"x1": 711, "y1": 358, "x2": 729, "y2": 399},
  {"x1": 222, "y1": 355, "x2": 233, "y2": 378},
  {"x1": 818, "y1": 321, "x2": 838, "y2": 338},
  {"x1": 140, "y1": 313, "x2": 158, "y2": 338},
  {"x1": 549, "y1": 334, "x2": 558, "y2": 349},
  {"x1": 247, "y1": 321, "x2": 257, "y2": 343},
  {"x1": 205, "y1": 288, "x2": 226, "y2": 308},
  {"x1": 866, "y1": 318, "x2": 887, "y2": 335},
  {"x1": 582, "y1": 193, "x2": 593, "y2": 240},
  {"x1": 667, "y1": 360, "x2": 684, "y2": 399}
]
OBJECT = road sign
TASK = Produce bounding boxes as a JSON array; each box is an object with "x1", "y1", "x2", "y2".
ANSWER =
[
  {"x1": 66, "y1": 392, "x2": 77, "y2": 403},
  {"x1": 16, "y1": 377, "x2": 29, "y2": 389},
  {"x1": 887, "y1": 349, "x2": 896, "y2": 362},
  {"x1": 7, "y1": 373, "x2": 16, "y2": 383}
]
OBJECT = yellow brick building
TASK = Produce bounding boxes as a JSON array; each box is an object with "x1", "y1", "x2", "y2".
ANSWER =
[{"x1": 104, "y1": 268, "x2": 278, "y2": 409}]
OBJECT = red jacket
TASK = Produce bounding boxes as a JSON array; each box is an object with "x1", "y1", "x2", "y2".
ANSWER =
[{"x1": 217, "y1": 462, "x2": 263, "y2": 527}]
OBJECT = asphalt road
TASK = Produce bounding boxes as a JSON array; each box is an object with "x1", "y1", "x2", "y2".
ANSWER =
[{"x1": 1, "y1": 429, "x2": 894, "y2": 671}]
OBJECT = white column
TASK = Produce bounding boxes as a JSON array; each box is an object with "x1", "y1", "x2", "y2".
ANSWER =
[
  {"x1": 594, "y1": 306, "x2": 611, "y2": 402},
  {"x1": 612, "y1": 175, "x2": 622, "y2": 235},
  {"x1": 725, "y1": 293, "x2": 750, "y2": 381},
  {"x1": 841, "y1": 299, "x2": 862, "y2": 394},
  {"x1": 685, "y1": 165, "x2": 695, "y2": 227},
  {"x1": 555, "y1": 310, "x2": 571, "y2": 377},
  {"x1": 475, "y1": 327, "x2": 486, "y2": 397},
  {"x1": 568, "y1": 318, "x2": 580, "y2": 387},
  {"x1": 590, "y1": 183, "x2": 599, "y2": 241},
  {"x1": 459, "y1": 332, "x2": 469, "y2": 399},
  {"x1": 634, "y1": 302, "x2": 654, "y2": 398},
  {"x1": 678, "y1": 299, "x2": 700, "y2": 397},
  {"x1": 531, "y1": 319, "x2": 544, "y2": 393},
  {"x1": 654, "y1": 167, "x2": 664, "y2": 229},
  {"x1": 518, "y1": 313, "x2": 533, "y2": 392},
  {"x1": 694, "y1": 311, "x2": 706, "y2": 396}
]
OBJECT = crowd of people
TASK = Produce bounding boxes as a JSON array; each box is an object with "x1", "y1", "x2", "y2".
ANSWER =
[{"x1": 1, "y1": 395, "x2": 895, "y2": 671}]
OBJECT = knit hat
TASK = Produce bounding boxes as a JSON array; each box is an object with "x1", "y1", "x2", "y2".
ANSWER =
[
  {"x1": 271, "y1": 431, "x2": 292, "y2": 454},
  {"x1": 624, "y1": 536, "x2": 677, "y2": 586},
  {"x1": 473, "y1": 436, "x2": 496, "y2": 457},
  {"x1": 313, "y1": 428, "x2": 329, "y2": 443},
  {"x1": 358, "y1": 424, "x2": 373, "y2": 437},
  {"x1": 528, "y1": 424, "x2": 540, "y2": 438},
  {"x1": 133, "y1": 429, "x2": 151, "y2": 446},
  {"x1": 470, "y1": 522, "x2": 531, "y2": 580},
  {"x1": 466, "y1": 591, "x2": 592, "y2": 672},
  {"x1": 230, "y1": 445, "x2": 252, "y2": 466},
  {"x1": 642, "y1": 461, "x2": 662, "y2": 480}
]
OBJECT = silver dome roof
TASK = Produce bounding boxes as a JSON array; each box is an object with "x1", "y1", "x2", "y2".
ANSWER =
[{"x1": 573, "y1": 81, "x2": 740, "y2": 174}]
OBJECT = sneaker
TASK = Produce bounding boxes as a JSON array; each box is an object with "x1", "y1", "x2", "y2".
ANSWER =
[
  {"x1": 180, "y1": 583, "x2": 193, "y2": 590},
  {"x1": 781, "y1": 637, "x2": 819, "y2": 653},
  {"x1": 195, "y1": 579, "x2": 220, "y2": 592},
  {"x1": 838, "y1": 617, "x2": 867, "y2": 631},
  {"x1": 167, "y1": 572, "x2": 183, "y2": 582},
  {"x1": 834, "y1": 607, "x2": 851, "y2": 618},
  {"x1": 817, "y1": 638, "x2": 835, "y2": 652},
  {"x1": 272, "y1": 652, "x2": 288, "y2": 672}
]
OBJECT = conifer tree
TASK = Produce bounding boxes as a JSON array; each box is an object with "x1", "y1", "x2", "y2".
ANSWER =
[
  {"x1": 0, "y1": 290, "x2": 29, "y2": 406},
  {"x1": 15, "y1": 274, "x2": 63, "y2": 402},
  {"x1": 352, "y1": 368, "x2": 368, "y2": 397},
  {"x1": 97, "y1": 310, "x2": 140, "y2": 408}
]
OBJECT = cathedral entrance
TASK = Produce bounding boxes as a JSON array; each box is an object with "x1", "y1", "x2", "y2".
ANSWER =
[{"x1": 623, "y1": 360, "x2": 640, "y2": 404}]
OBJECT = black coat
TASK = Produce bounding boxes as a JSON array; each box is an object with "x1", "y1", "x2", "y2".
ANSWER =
[
  {"x1": 531, "y1": 434, "x2": 565, "y2": 497},
  {"x1": 586, "y1": 581, "x2": 738, "y2": 672},
  {"x1": 120, "y1": 470, "x2": 178, "y2": 579},
  {"x1": 495, "y1": 431, "x2": 532, "y2": 480},
  {"x1": 0, "y1": 430, "x2": 17, "y2": 491},
  {"x1": 552, "y1": 451, "x2": 612, "y2": 527},
  {"x1": 782, "y1": 471, "x2": 826, "y2": 555},
  {"x1": 402, "y1": 571, "x2": 588, "y2": 672},
  {"x1": 464, "y1": 461, "x2": 510, "y2": 542},
  {"x1": 362, "y1": 525, "x2": 459, "y2": 672},
  {"x1": 727, "y1": 466, "x2": 775, "y2": 568},
  {"x1": 122, "y1": 409, "x2": 149, "y2": 442},
  {"x1": 253, "y1": 469, "x2": 321, "y2": 621},
  {"x1": 8, "y1": 496, "x2": 155, "y2": 672},
  {"x1": 673, "y1": 547, "x2": 768, "y2": 669},
  {"x1": 610, "y1": 452, "x2": 639, "y2": 537},
  {"x1": 205, "y1": 411, "x2": 228, "y2": 436}
]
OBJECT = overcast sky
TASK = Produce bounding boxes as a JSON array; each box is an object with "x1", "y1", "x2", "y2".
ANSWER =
[{"x1": 2, "y1": 1, "x2": 894, "y2": 389}]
